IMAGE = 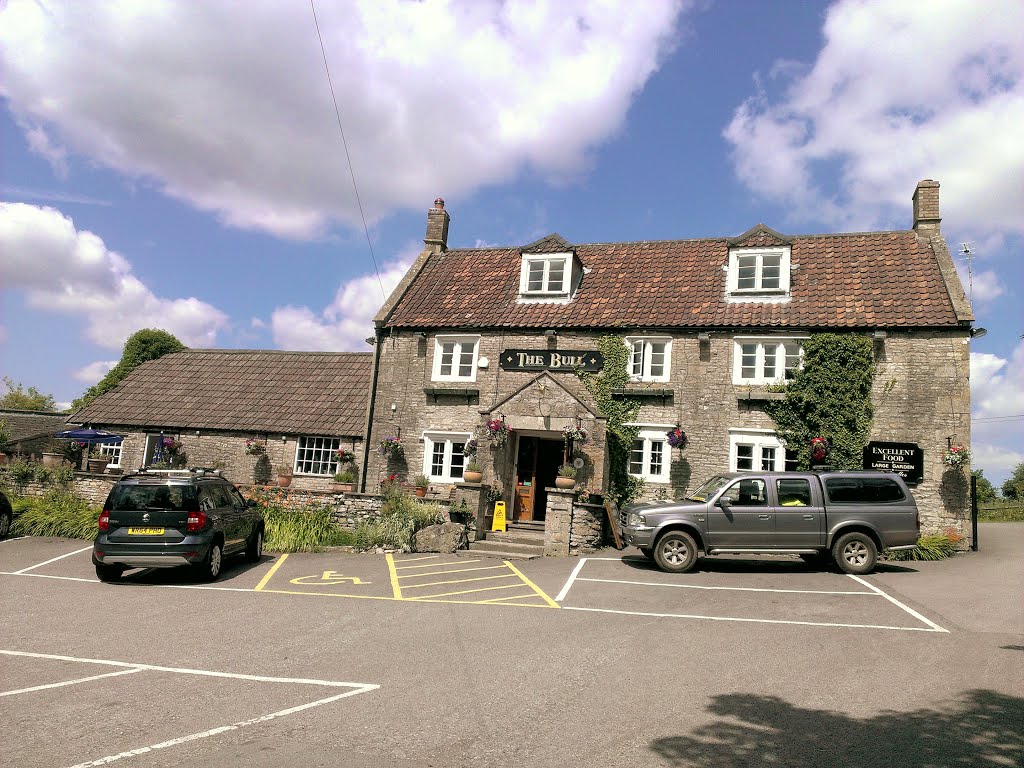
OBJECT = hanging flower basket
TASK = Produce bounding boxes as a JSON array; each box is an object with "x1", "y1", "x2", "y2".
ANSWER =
[
  {"x1": 810, "y1": 436, "x2": 830, "y2": 464},
  {"x1": 485, "y1": 418, "x2": 511, "y2": 448},
  {"x1": 666, "y1": 427, "x2": 688, "y2": 450},
  {"x1": 562, "y1": 424, "x2": 588, "y2": 445},
  {"x1": 462, "y1": 438, "x2": 478, "y2": 458},
  {"x1": 334, "y1": 448, "x2": 356, "y2": 464},
  {"x1": 379, "y1": 436, "x2": 403, "y2": 459},
  {"x1": 943, "y1": 444, "x2": 970, "y2": 468},
  {"x1": 245, "y1": 438, "x2": 267, "y2": 456}
]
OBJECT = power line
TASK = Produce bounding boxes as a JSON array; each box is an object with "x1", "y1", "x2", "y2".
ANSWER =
[
  {"x1": 972, "y1": 415, "x2": 1024, "y2": 423},
  {"x1": 309, "y1": 0, "x2": 386, "y2": 301}
]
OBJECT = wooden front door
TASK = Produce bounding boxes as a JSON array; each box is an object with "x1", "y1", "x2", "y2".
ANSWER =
[{"x1": 513, "y1": 436, "x2": 564, "y2": 522}]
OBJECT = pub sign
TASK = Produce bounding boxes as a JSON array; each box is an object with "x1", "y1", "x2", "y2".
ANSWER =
[
  {"x1": 500, "y1": 349, "x2": 603, "y2": 372},
  {"x1": 863, "y1": 441, "x2": 924, "y2": 484}
]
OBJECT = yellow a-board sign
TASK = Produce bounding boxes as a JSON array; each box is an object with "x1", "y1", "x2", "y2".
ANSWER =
[{"x1": 491, "y1": 501, "x2": 507, "y2": 532}]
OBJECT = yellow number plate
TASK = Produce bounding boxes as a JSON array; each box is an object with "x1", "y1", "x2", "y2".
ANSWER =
[{"x1": 127, "y1": 527, "x2": 165, "y2": 535}]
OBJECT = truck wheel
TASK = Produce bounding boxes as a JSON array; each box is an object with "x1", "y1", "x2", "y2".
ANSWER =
[
  {"x1": 832, "y1": 532, "x2": 877, "y2": 575},
  {"x1": 653, "y1": 531, "x2": 698, "y2": 574}
]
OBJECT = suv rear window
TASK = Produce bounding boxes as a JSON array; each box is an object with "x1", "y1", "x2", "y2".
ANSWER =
[
  {"x1": 824, "y1": 477, "x2": 905, "y2": 503},
  {"x1": 109, "y1": 484, "x2": 197, "y2": 512}
]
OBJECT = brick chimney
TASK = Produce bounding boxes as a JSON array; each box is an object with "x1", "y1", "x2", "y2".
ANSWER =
[
  {"x1": 912, "y1": 179, "x2": 940, "y2": 235},
  {"x1": 424, "y1": 197, "x2": 449, "y2": 251}
]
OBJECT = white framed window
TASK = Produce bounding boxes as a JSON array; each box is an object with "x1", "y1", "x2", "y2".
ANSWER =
[
  {"x1": 729, "y1": 429, "x2": 786, "y2": 472},
  {"x1": 627, "y1": 427, "x2": 671, "y2": 483},
  {"x1": 432, "y1": 335, "x2": 480, "y2": 382},
  {"x1": 727, "y1": 247, "x2": 791, "y2": 298},
  {"x1": 98, "y1": 442, "x2": 122, "y2": 467},
  {"x1": 422, "y1": 431, "x2": 471, "y2": 482},
  {"x1": 732, "y1": 337, "x2": 805, "y2": 384},
  {"x1": 626, "y1": 337, "x2": 671, "y2": 382},
  {"x1": 519, "y1": 253, "x2": 572, "y2": 298},
  {"x1": 295, "y1": 436, "x2": 342, "y2": 475}
]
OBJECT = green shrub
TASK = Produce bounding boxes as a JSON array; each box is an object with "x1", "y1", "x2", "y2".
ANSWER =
[
  {"x1": 258, "y1": 500, "x2": 353, "y2": 552},
  {"x1": 354, "y1": 493, "x2": 445, "y2": 552},
  {"x1": 6, "y1": 458, "x2": 35, "y2": 487},
  {"x1": 886, "y1": 528, "x2": 962, "y2": 561},
  {"x1": 12, "y1": 489, "x2": 99, "y2": 539},
  {"x1": 978, "y1": 502, "x2": 1024, "y2": 522}
]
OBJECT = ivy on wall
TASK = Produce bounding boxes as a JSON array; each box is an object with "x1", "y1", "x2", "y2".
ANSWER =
[
  {"x1": 764, "y1": 333, "x2": 875, "y2": 469},
  {"x1": 578, "y1": 335, "x2": 644, "y2": 506}
]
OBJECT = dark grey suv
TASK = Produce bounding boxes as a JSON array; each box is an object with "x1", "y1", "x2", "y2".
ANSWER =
[{"x1": 93, "y1": 468, "x2": 264, "y2": 582}]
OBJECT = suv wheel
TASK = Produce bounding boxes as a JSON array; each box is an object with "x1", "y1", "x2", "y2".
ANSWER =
[
  {"x1": 95, "y1": 562, "x2": 124, "y2": 582},
  {"x1": 195, "y1": 541, "x2": 223, "y2": 582},
  {"x1": 245, "y1": 528, "x2": 264, "y2": 563},
  {"x1": 832, "y1": 532, "x2": 877, "y2": 575},
  {"x1": 653, "y1": 530, "x2": 698, "y2": 574},
  {"x1": 638, "y1": 547, "x2": 652, "y2": 560}
]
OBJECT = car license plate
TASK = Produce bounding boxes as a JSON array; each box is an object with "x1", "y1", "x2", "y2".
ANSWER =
[{"x1": 127, "y1": 527, "x2": 165, "y2": 535}]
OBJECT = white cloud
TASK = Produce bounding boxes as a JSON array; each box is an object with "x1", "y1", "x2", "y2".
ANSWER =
[
  {"x1": 724, "y1": 0, "x2": 1024, "y2": 236},
  {"x1": 970, "y1": 343, "x2": 1024, "y2": 484},
  {"x1": 0, "y1": 202, "x2": 229, "y2": 349},
  {"x1": 0, "y1": 0, "x2": 686, "y2": 240},
  {"x1": 73, "y1": 360, "x2": 117, "y2": 385},
  {"x1": 969, "y1": 270, "x2": 1006, "y2": 303},
  {"x1": 271, "y1": 248, "x2": 417, "y2": 351}
]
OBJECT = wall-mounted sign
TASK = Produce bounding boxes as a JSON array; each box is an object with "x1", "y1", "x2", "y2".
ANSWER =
[
  {"x1": 863, "y1": 441, "x2": 924, "y2": 484},
  {"x1": 499, "y1": 349, "x2": 603, "y2": 372}
]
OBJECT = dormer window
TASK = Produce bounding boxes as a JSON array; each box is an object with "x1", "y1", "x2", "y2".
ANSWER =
[
  {"x1": 727, "y1": 247, "x2": 791, "y2": 299},
  {"x1": 520, "y1": 256, "x2": 569, "y2": 296}
]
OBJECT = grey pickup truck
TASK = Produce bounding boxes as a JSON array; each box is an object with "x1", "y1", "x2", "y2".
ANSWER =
[{"x1": 618, "y1": 471, "x2": 920, "y2": 575}]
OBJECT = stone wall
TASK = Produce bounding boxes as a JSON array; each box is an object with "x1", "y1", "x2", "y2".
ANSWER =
[{"x1": 94, "y1": 428, "x2": 364, "y2": 494}]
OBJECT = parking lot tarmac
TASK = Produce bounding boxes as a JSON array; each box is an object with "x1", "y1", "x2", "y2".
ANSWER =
[{"x1": 1, "y1": 525, "x2": 1022, "y2": 767}]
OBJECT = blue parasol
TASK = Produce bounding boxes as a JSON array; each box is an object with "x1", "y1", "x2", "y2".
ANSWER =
[{"x1": 52, "y1": 428, "x2": 124, "y2": 445}]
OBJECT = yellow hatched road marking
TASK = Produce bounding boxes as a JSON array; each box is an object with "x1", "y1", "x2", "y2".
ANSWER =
[
  {"x1": 505, "y1": 560, "x2": 561, "y2": 609},
  {"x1": 399, "y1": 565, "x2": 507, "y2": 579},
  {"x1": 386, "y1": 553, "x2": 402, "y2": 599},
  {"x1": 479, "y1": 593, "x2": 551, "y2": 605},
  {"x1": 254, "y1": 553, "x2": 289, "y2": 591},
  {"x1": 394, "y1": 555, "x2": 439, "y2": 564},
  {"x1": 406, "y1": 582, "x2": 528, "y2": 600},
  {"x1": 401, "y1": 573, "x2": 517, "y2": 590},
  {"x1": 394, "y1": 559, "x2": 481, "y2": 571}
]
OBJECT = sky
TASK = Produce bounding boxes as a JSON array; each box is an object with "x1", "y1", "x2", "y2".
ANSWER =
[{"x1": 0, "y1": 0, "x2": 1021, "y2": 486}]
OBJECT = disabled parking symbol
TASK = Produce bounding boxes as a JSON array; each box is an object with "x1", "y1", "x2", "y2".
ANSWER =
[{"x1": 290, "y1": 570, "x2": 370, "y2": 586}]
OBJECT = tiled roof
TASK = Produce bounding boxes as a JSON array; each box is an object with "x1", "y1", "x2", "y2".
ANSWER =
[
  {"x1": 385, "y1": 229, "x2": 960, "y2": 330},
  {"x1": 0, "y1": 410, "x2": 72, "y2": 445},
  {"x1": 523, "y1": 233, "x2": 574, "y2": 253},
  {"x1": 71, "y1": 350, "x2": 372, "y2": 436}
]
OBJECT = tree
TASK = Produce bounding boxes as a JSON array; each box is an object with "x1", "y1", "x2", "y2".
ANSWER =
[
  {"x1": 71, "y1": 329, "x2": 187, "y2": 412},
  {"x1": 971, "y1": 470, "x2": 999, "y2": 504},
  {"x1": 0, "y1": 377, "x2": 57, "y2": 411},
  {"x1": 1001, "y1": 462, "x2": 1024, "y2": 501}
]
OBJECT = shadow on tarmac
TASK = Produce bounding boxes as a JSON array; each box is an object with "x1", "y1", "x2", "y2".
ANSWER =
[{"x1": 649, "y1": 689, "x2": 1023, "y2": 768}]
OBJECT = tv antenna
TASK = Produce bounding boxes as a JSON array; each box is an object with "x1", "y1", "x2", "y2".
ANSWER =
[{"x1": 959, "y1": 242, "x2": 974, "y2": 307}]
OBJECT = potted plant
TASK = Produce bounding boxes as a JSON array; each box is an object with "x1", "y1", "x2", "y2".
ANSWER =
[
  {"x1": 331, "y1": 469, "x2": 356, "y2": 493},
  {"x1": 276, "y1": 464, "x2": 293, "y2": 488},
  {"x1": 485, "y1": 418, "x2": 511, "y2": 448},
  {"x1": 414, "y1": 474, "x2": 429, "y2": 497},
  {"x1": 87, "y1": 453, "x2": 112, "y2": 473},
  {"x1": 555, "y1": 464, "x2": 577, "y2": 489},
  {"x1": 463, "y1": 460, "x2": 483, "y2": 483},
  {"x1": 943, "y1": 444, "x2": 970, "y2": 468},
  {"x1": 379, "y1": 436, "x2": 403, "y2": 460},
  {"x1": 245, "y1": 437, "x2": 267, "y2": 456}
]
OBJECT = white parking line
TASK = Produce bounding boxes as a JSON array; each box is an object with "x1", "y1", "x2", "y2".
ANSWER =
[
  {"x1": 0, "y1": 535, "x2": 29, "y2": 544},
  {"x1": 553, "y1": 557, "x2": 948, "y2": 633},
  {"x1": 11, "y1": 545, "x2": 93, "y2": 574},
  {"x1": 576, "y1": 576, "x2": 875, "y2": 595},
  {"x1": 847, "y1": 574, "x2": 948, "y2": 632},
  {"x1": 0, "y1": 649, "x2": 380, "y2": 768},
  {"x1": 0, "y1": 668, "x2": 144, "y2": 698}
]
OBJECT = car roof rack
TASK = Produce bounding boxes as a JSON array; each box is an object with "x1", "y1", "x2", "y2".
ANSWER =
[{"x1": 132, "y1": 467, "x2": 224, "y2": 478}]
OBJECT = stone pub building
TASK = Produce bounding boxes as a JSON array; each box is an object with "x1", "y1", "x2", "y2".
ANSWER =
[{"x1": 362, "y1": 181, "x2": 974, "y2": 550}]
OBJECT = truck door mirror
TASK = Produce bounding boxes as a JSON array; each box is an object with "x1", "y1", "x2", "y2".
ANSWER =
[{"x1": 716, "y1": 497, "x2": 731, "y2": 508}]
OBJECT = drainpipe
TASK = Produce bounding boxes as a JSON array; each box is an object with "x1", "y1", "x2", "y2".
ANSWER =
[{"x1": 360, "y1": 327, "x2": 386, "y2": 493}]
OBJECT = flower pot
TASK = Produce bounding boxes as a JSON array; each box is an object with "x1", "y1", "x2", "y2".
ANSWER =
[
  {"x1": 330, "y1": 482, "x2": 353, "y2": 493},
  {"x1": 463, "y1": 470, "x2": 483, "y2": 483},
  {"x1": 555, "y1": 476, "x2": 576, "y2": 489},
  {"x1": 277, "y1": 474, "x2": 293, "y2": 488},
  {"x1": 0, "y1": 452, "x2": 8, "y2": 465},
  {"x1": 415, "y1": 487, "x2": 427, "y2": 498},
  {"x1": 42, "y1": 452, "x2": 64, "y2": 468},
  {"x1": 87, "y1": 458, "x2": 110, "y2": 473}
]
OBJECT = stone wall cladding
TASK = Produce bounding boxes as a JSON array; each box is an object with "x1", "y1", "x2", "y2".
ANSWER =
[
  {"x1": 370, "y1": 327, "x2": 972, "y2": 546},
  {"x1": 543, "y1": 488, "x2": 573, "y2": 556},
  {"x1": 101, "y1": 429, "x2": 363, "y2": 494},
  {"x1": 569, "y1": 502, "x2": 605, "y2": 554}
]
